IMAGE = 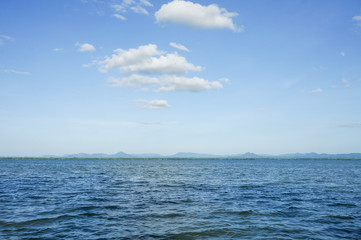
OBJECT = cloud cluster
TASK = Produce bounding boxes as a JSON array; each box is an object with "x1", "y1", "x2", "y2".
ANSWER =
[
  {"x1": 75, "y1": 42, "x2": 96, "y2": 52},
  {"x1": 111, "y1": 0, "x2": 153, "y2": 20},
  {"x1": 155, "y1": 0, "x2": 241, "y2": 32},
  {"x1": 136, "y1": 99, "x2": 170, "y2": 109},
  {"x1": 98, "y1": 44, "x2": 223, "y2": 92}
]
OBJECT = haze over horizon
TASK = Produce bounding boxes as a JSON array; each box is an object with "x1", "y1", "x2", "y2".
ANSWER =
[{"x1": 1, "y1": 0, "x2": 361, "y2": 156}]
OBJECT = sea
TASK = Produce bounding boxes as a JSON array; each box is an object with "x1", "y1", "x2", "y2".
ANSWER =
[{"x1": 0, "y1": 158, "x2": 360, "y2": 239}]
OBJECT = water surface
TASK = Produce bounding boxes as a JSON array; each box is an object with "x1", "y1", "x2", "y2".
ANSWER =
[{"x1": 0, "y1": 159, "x2": 360, "y2": 239}]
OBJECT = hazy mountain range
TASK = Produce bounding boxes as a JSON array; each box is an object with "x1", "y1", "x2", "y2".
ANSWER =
[{"x1": 38, "y1": 152, "x2": 361, "y2": 159}]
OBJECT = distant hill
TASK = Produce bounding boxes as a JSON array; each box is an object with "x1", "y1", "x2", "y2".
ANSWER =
[{"x1": 36, "y1": 151, "x2": 361, "y2": 159}]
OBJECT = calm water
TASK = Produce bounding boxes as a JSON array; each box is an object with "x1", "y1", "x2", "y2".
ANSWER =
[{"x1": 0, "y1": 159, "x2": 360, "y2": 239}]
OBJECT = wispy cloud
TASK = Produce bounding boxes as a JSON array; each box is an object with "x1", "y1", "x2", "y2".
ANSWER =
[
  {"x1": 53, "y1": 48, "x2": 64, "y2": 52},
  {"x1": 0, "y1": 34, "x2": 12, "y2": 45},
  {"x1": 111, "y1": 0, "x2": 153, "y2": 19},
  {"x1": 75, "y1": 42, "x2": 96, "y2": 52},
  {"x1": 340, "y1": 52, "x2": 345, "y2": 57},
  {"x1": 113, "y1": 13, "x2": 126, "y2": 20},
  {"x1": 155, "y1": 0, "x2": 242, "y2": 32},
  {"x1": 2, "y1": 69, "x2": 30, "y2": 75},
  {"x1": 310, "y1": 88, "x2": 323, "y2": 93},
  {"x1": 342, "y1": 78, "x2": 350, "y2": 87},
  {"x1": 219, "y1": 77, "x2": 230, "y2": 84},
  {"x1": 170, "y1": 42, "x2": 190, "y2": 52},
  {"x1": 352, "y1": 15, "x2": 361, "y2": 27},
  {"x1": 136, "y1": 99, "x2": 171, "y2": 109},
  {"x1": 338, "y1": 123, "x2": 361, "y2": 128}
]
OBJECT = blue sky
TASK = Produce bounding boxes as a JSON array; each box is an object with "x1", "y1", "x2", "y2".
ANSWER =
[{"x1": 1, "y1": 0, "x2": 361, "y2": 156}]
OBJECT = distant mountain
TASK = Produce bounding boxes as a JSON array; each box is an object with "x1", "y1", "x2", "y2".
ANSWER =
[
  {"x1": 38, "y1": 151, "x2": 361, "y2": 159},
  {"x1": 169, "y1": 152, "x2": 223, "y2": 158}
]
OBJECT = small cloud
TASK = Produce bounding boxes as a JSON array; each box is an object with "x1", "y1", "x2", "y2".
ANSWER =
[
  {"x1": 0, "y1": 34, "x2": 12, "y2": 45},
  {"x1": 53, "y1": 48, "x2": 64, "y2": 52},
  {"x1": 2, "y1": 69, "x2": 30, "y2": 75},
  {"x1": 340, "y1": 52, "x2": 345, "y2": 57},
  {"x1": 155, "y1": 0, "x2": 242, "y2": 32},
  {"x1": 169, "y1": 42, "x2": 190, "y2": 52},
  {"x1": 338, "y1": 123, "x2": 361, "y2": 128},
  {"x1": 140, "y1": 0, "x2": 152, "y2": 7},
  {"x1": 75, "y1": 42, "x2": 96, "y2": 52},
  {"x1": 352, "y1": 15, "x2": 361, "y2": 27},
  {"x1": 113, "y1": 13, "x2": 126, "y2": 20},
  {"x1": 310, "y1": 88, "x2": 323, "y2": 93},
  {"x1": 219, "y1": 77, "x2": 230, "y2": 84},
  {"x1": 330, "y1": 85, "x2": 338, "y2": 89},
  {"x1": 130, "y1": 5, "x2": 149, "y2": 15},
  {"x1": 110, "y1": 0, "x2": 153, "y2": 19},
  {"x1": 136, "y1": 99, "x2": 171, "y2": 109},
  {"x1": 342, "y1": 78, "x2": 350, "y2": 87}
]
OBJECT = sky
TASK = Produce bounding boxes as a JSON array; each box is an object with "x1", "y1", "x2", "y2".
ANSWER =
[{"x1": 1, "y1": 0, "x2": 361, "y2": 156}]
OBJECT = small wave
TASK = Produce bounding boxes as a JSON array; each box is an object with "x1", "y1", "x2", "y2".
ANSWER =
[{"x1": 1, "y1": 215, "x2": 73, "y2": 227}]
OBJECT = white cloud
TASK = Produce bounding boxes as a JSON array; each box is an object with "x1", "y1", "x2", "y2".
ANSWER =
[
  {"x1": 94, "y1": 43, "x2": 225, "y2": 93},
  {"x1": 140, "y1": 0, "x2": 152, "y2": 7},
  {"x1": 155, "y1": 0, "x2": 241, "y2": 32},
  {"x1": 310, "y1": 88, "x2": 323, "y2": 93},
  {"x1": 113, "y1": 13, "x2": 126, "y2": 20},
  {"x1": 157, "y1": 76, "x2": 222, "y2": 92},
  {"x1": 340, "y1": 52, "x2": 345, "y2": 57},
  {"x1": 108, "y1": 74, "x2": 160, "y2": 87},
  {"x1": 98, "y1": 44, "x2": 202, "y2": 74},
  {"x1": 2, "y1": 69, "x2": 30, "y2": 75},
  {"x1": 111, "y1": 0, "x2": 153, "y2": 19},
  {"x1": 352, "y1": 15, "x2": 361, "y2": 21},
  {"x1": 130, "y1": 5, "x2": 149, "y2": 15},
  {"x1": 170, "y1": 42, "x2": 190, "y2": 52},
  {"x1": 53, "y1": 48, "x2": 63, "y2": 52},
  {"x1": 137, "y1": 99, "x2": 170, "y2": 109},
  {"x1": 342, "y1": 78, "x2": 350, "y2": 87},
  {"x1": 75, "y1": 42, "x2": 96, "y2": 52}
]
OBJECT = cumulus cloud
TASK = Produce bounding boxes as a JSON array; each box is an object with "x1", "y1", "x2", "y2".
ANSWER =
[
  {"x1": 310, "y1": 88, "x2": 323, "y2": 93},
  {"x1": 75, "y1": 42, "x2": 96, "y2": 52},
  {"x1": 113, "y1": 13, "x2": 126, "y2": 20},
  {"x1": 98, "y1": 44, "x2": 202, "y2": 74},
  {"x1": 170, "y1": 42, "x2": 190, "y2": 52},
  {"x1": 155, "y1": 0, "x2": 241, "y2": 32},
  {"x1": 95, "y1": 43, "x2": 225, "y2": 93},
  {"x1": 2, "y1": 69, "x2": 30, "y2": 75},
  {"x1": 157, "y1": 76, "x2": 222, "y2": 92},
  {"x1": 137, "y1": 99, "x2": 170, "y2": 109}
]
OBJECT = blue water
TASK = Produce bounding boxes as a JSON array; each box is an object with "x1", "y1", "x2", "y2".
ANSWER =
[{"x1": 0, "y1": 159, "x2": 360, "y2": 239}]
